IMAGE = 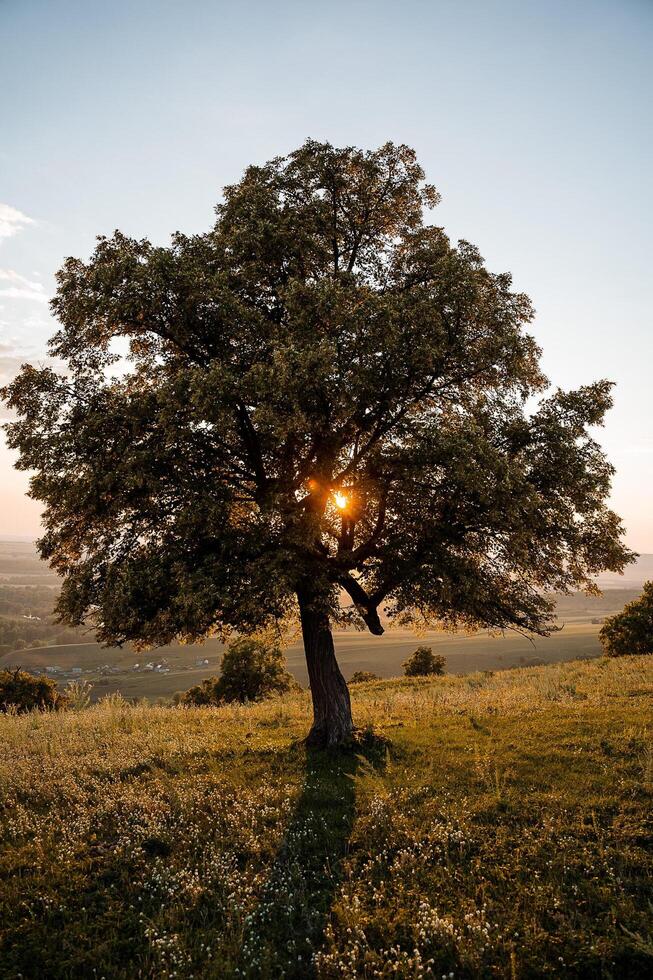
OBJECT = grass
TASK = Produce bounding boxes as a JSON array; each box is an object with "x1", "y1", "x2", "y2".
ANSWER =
[{"x1": 1, "y1": 656, "x2": 652, "y2": 978}]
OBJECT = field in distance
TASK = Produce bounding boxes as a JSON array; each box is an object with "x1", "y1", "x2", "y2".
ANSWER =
[
  {"x1": 1, "y1": 539, "x2": 650, "y2": 701},
  {"x1": 0, "y1": 605, "x2": 637, "y2": 702}
]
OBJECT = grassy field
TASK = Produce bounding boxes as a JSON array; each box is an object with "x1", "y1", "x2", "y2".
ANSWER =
[{"x1": 1, "y1": 656, "x2": 651, "y2": 978}]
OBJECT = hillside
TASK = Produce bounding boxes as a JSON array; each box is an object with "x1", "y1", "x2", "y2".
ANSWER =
[
  {"x1": 0, "y1": 540, "x2": 85, "y2": 656},
  {"x1": 1, "y1": 656, "x2": 651, "y2": 978},
  {"x1": 595, "y1": 554, "x2": 653, "y2": 589}
]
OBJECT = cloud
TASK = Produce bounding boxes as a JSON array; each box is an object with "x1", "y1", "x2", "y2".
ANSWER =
[
  {"x1": 0, "y1": 288, "x2": 48, "y2": 303},
  {"x1": 0, "y1": 204, "x2": 34, "y2": 242},
  {"x1": 0, "y1": 269, "x2": 48, "y2": 304}
]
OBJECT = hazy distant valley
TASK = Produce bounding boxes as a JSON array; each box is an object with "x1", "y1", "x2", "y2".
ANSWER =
[{"x1": 1, "y1": 539, "x2": 650, "y2": 701}]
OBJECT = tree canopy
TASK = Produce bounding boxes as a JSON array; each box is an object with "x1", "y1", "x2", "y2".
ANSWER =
[{"x1": 2, "y1": 140, "x2": 633, "y2": 743}]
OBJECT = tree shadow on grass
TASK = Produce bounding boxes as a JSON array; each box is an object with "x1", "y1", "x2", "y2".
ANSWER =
[{"x1": 235, "y1": 736, "x2": 387, "y2": 979}]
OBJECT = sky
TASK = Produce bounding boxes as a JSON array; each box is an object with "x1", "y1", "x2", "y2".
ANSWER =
[{"x1": 1, "y1": 0, "x2": 652, "y2": 548}]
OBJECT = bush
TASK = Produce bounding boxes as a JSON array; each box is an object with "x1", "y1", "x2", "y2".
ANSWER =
[
  {"x1": 0, "y1": 668, "x2": 69, "y2": 713},
  {"x1": 180, "y1": 676, "x2": 222, "y2": 707},
  {"x1": 403, "y1": 646, "x2": 446, "y2": 677},
  {"x1": 599, "y1": 582, "x2": 653, "y2": 657},
  {"x1": 182, "y1": 637, "x2": 296, "y2": 705},
  {"x1": 350, "y1": 671, "x2": 380, "y2": 684}
]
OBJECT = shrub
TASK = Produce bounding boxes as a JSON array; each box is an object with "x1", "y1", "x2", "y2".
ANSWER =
[
  {"x1": 403, "y1": 646, "x2": 446, "y2": 677},
  {"x1": 350, "y1": 671, "x2": 380, "y2": 684},
  {"x1": 599, "y1": 582, "x2": 653, "y2": 657},
  {"x1": 0, "y1": 668, "x2": 69, "y2": 713},
  {"x1": 181, "y1": 676, "x2": 222, "y2": 707},
  {"x1": 182, "y1": 637, "x2": 296, "y2": 705}
]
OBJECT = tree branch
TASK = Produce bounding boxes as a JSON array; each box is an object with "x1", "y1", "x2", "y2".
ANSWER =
[
  {"x1": 338, "y1": 572, "x2": 384, "y2": 635},
  {"x1": 234, "y1": 402, "x2": 267, "y2": 493}
]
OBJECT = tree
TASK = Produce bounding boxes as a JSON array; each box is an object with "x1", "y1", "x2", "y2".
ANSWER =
[
  {"x1": 403, "y1": 646, "x2": 446, "y2": 677},
  {"x1": 181, "y1": 637, "x2": 295, "y2": 705},
  {"x1": 183, "y1": 636, "x2": 296, "y2": 705},
  {"x1": 2, "y1": 141, "x2": 633, "y2": 747},
  {"x1": 599, "y1": 583, "x2": 653, "y2": 657}
]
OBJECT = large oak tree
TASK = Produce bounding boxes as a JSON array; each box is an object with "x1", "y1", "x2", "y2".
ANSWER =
[{"x1": 2, "y1": 141, "x2": 632, "y2": 745}]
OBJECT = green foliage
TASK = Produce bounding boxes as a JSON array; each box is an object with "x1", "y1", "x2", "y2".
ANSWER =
[
  {"x1": 0, "y1": 668, "x2": 69, "y2": 713},
  {"x1": 600, "y1": 581, "x2": 653, "y2": 656},
  {"x1": 349, "y1": 670, "x2": 380, "y2": 684},
  {"x1": 217, "y1": 637, "x2": 296, "y2": 702},
  {"x1": 0, "y1": 140, "x2": 633, "y2": 661},
  {"x1": 403, "y1": 645, "x2": 446, "y2": 676},
  {"x1": 182, "y1": 637, "x2": 295, "y2": 705}
]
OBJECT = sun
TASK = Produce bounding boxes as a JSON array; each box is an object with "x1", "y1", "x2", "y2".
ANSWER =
[{"x1": 334, "y1": 491, "x2": 348, "y2": 510}]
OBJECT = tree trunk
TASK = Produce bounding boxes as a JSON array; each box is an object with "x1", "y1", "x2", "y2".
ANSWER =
[{"x1": 297, "y1": 586, "x2": 354, "y2": 748}]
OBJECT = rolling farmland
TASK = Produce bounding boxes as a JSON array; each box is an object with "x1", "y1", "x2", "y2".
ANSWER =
[
  {"x1": 0, "y1": 618, "x2": 631, "y2": 702},
  {"x1": 1, "y1": 538, "x2": 650, "y2": 701}
]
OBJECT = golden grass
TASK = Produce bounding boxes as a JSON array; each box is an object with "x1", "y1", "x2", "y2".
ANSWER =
[{"x1": 1, "y1": 656, "x2": 652, "y2": 978}]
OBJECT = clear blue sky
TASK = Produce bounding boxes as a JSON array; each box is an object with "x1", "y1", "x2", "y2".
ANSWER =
[{"x1": 1, "y1": 0, "x2": 651, "y2": 547}]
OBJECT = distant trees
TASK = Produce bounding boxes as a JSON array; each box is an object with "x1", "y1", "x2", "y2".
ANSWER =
[
  {"x1": 2, "y1": 139, "x2": 633, "y2": 746},
  {"x1": 403, "y1": 646, "x2": 446, "y2": 677},
  {"x1": 181, "y1": 637, "x2": 296, "y2": 705},
  {"x1": 599, "y1": 583, "x2": 653, "y2": 657},
  {"x1": 0, "y1": 611, "x2": 84, "y2": 655},
  {"x1": 0, "y1": 668, "x2": 69, "y2": 713}
]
